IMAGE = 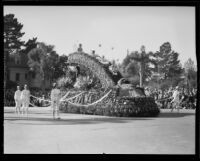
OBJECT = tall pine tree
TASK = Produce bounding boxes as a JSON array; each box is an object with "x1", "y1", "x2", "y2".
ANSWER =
[
  {"x1": 4, "y1": 14, "x2": 25, "y2": 94},
  {"x1": 4, "y1": 14, "x2": 25, "y2": 52},
  {"x1": 151, "y1": 42, "x2": 183, "y2": 89},
  {"x1": 22, "y1": 37, "x2": 38, "y2": 54}
]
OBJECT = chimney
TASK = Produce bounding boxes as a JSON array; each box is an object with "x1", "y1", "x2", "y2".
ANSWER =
[
  {"x1": 92, "y1": 50, "x2": 95, "y2": 55},
  {"x1": 77, "y1": 43, "x2": 83, "y2": 52}
]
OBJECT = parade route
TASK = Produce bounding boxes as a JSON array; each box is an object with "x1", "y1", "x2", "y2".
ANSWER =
[{"x1": 4, "y1": 107, "x2": 195, "y2": 154}]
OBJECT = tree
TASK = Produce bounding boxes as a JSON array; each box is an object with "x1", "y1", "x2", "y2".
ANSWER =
[
  {"x1": 184, "y1": 58, "x2": 196, "y2": 72},
  {"x1": 129, "y1": 46, "x2": 153, "y2": 87},
  {"x1": 22, "y1": 37, "x2": 37, "y2": 54},
  {"x1": 125, "y1": 62, "x2": 139, "y2": 77},
  {"x1": 183, "y1": 58, "x2": 197, "y2": 94},
  {"x1": 27, "y1": 42, "x2": 59, "y2": 92},
  {"x1": 4, "y1": 14, "x2": 25, "y2": 101},
  {"x1": 4, "y1": 14, "x2": 25, "y2": 51},
  {"x1": 121, "y1": 52, "x2": 140, "y2": 85},
  {"x1": 151, "y1": 42, "x2": 183, "y2": 88},
  {"x1": 22, "y1": 37, "x2": 38, "y2": 85},
  {"x1": 160, "y1": 42, "x2": 171, "y2": 55},
  {"x1": 53, "y1": 54, "x2": 68, "y2": 80}
]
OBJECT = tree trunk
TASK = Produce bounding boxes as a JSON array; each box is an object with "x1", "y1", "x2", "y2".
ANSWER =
[
  {"x1": 187, "y1": 78, "x2": 190, "y2": 95},
  {"x1": 39, "y1": 60, "x2": 45, "y2": 93},
  {"x1": 41, "y1": 71, "x2": 45, "y2": 93},
  {"x1": 139, "y1": 62, "x2": 143, "y2": 87},
  {"x1": 42, "y1": 79, "x2": 45, "y2": 93}
]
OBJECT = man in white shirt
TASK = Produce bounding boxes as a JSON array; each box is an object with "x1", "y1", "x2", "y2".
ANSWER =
[
  {"x1": 14, "y1": 86, "x2": 22, "y2": 115},
  {"x1": 170, "y1": 86, "x2": 180, "y2": 112},
  {"x1": 51, "y1": 83, "x2": 61, "y2": 119},
  {"x1": 145, "y1": 87, "x2": 150, "y2": 97},
  {"x1": 21, "y1": 84, "x2": 30, "y2": 116}
]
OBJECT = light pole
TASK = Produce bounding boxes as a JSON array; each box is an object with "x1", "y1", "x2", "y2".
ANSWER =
[
  {"x1": 139, "y1": 45, "x2": 146, "y2": 88},
  {"x1": 186, "y1": 73, "x2": 190, "y2": 95}
]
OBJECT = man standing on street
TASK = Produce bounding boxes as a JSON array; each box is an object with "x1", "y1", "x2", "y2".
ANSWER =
[
  {"x1": 170, "y1": 86, "x2": 180, "y2": 112},
  {"x1": 51, "y1": 83, "x2": 61, "y2": 120},
  {"x1": 21, "y1": 84, "x2": 30, "y2": 117},
  {"x1": 14, "y1": 86, "x2": 22, "y2": 115}
]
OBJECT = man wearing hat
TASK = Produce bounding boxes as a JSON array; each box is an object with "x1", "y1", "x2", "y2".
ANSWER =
[
  {"x1": 14, "y1": 86, "x2": 22, "y2": 115},
  {"x1": 51, "y1": 83, "x2": 61, "y2": 119},
  {"x1": 170, "y1": 86, "x2": 180, "y2": 112},
  {"x1": 20, "y1": 84, "x2": 30, "y2": 116}
]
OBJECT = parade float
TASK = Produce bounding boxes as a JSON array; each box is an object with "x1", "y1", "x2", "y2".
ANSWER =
[{"x1": 59, "y1": 44, "x2": 160, "y2": 117}]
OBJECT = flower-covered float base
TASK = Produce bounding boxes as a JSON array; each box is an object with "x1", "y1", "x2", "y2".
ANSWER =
[
  {"x1": 59, "y1": 48, "x2": 160, "y2": 117},
  {"x1": 60, "y1": 88, "x2": 160, "y2": 117}
]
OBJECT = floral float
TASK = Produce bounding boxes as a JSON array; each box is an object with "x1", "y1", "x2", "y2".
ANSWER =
[{"x1": 59, "y1": 44, "x2": 160, "y2": 117}]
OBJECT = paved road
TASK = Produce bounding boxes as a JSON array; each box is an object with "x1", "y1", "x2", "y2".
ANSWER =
[{"x1": 4, "y1": 107, "x2": 195, "y2": 154}]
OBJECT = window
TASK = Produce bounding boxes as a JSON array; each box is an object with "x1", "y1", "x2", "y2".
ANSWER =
[
  {"x1": 15, "y1": 56, "x2": 21, "y2": 65},
  {"x1": 16, "y1": 73, "x2": 20, "y2": 81},
  {"x1": 25, "y1": 73, "x2": 28, "y2": 80},
  {"x1": 32, "y1": 72, "x2": 36, "y2": 79}
]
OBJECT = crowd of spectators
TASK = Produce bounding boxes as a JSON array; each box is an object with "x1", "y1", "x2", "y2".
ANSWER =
[
  {"x1": 5, "y1": 85, "x2": 197, "y2": 110},
  {"x1": 144, "y1": 87, "x2": 197, "y2": 109},
  {"x1": 4, "y1": 89, "x2": 15, "y2": 107}
]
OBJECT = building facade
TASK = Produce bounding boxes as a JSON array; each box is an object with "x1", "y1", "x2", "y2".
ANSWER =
[{"x1": 7, "y1": 51, "x2": 51, "y2": 89}]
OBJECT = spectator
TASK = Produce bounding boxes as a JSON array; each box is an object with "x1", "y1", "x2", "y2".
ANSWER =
[
  {"x1": 170, "y1": 86, "x2": 181, "y2": 112},
  {"x1": 14, "y1": 86, "x2": 22, "y2": 114}
]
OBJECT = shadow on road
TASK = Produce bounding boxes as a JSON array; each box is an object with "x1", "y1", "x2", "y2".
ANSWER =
[
  {"x1": 4, "y1": 110, "x2": 51, "y2": 115},
  {"x1": 4, "y1": 109, "x2": 195, "y2": 125},
  {"x1": 4, "y1": 116, "x2": 153, "y2": 125},
  {"x1": 158, "y1": 112, "x2": 195, "y2": 118}
]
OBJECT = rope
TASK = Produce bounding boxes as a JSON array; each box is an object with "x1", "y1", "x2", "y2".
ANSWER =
[
  {"x1": 29, "y1": 101, "x2": 51, "y2": 107},
  {"x1": 29, "y1": 102, "x2": 41, "y2": 107},
  {"x1": 60, "y1": 91, "x2": 70, "y2": 101},
  {"x1": 29, "y1": 90, "x2": 110, "y2": 107},
  {"x1": 60, "y1": 92, "x2": 85, "y2": 102},
  {"x1": 156, "y1": 97, "x2": 171, "y2": 102},
  {"x1": 30, "y1": 95, "x2": 52, "y2": 103},
  {"x1": 30, "y1": 92, "x2": 85, "y2": 104},
  {"x1": 67, "y1": 90, "x2": 112, "y2": 107}
]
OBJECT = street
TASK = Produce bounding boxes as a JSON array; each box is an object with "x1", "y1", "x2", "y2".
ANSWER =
[{"x1": 4, "y1": 107, "x2": 195, "y2": 154}]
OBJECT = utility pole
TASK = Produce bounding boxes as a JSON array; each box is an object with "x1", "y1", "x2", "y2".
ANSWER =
[{"x1": 139, "y1": 45, "x2": 146, "y2": 88}]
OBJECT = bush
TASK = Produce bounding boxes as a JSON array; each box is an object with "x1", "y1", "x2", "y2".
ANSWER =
[{"x1": 6, "y1": 80, "x2": 17, "y2": 89}]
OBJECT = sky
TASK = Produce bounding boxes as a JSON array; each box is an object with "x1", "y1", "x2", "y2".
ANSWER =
[{"x1": 4, "y1": 6, "x2": 196, "y2": 65}]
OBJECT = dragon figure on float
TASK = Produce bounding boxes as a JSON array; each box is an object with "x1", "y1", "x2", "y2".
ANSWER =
[{"x1": 59, "y1": 44, "x2": 160, "y2": 117}]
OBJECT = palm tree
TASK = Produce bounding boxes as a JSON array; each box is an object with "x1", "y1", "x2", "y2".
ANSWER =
[{"x1": 130, "y1": 45, "x2": 149, "y2": 87}]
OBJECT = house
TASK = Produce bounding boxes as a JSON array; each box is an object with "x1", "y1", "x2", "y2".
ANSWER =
[{"x1": 6, "y1": 50, "x2": 51, "y2": 89}]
